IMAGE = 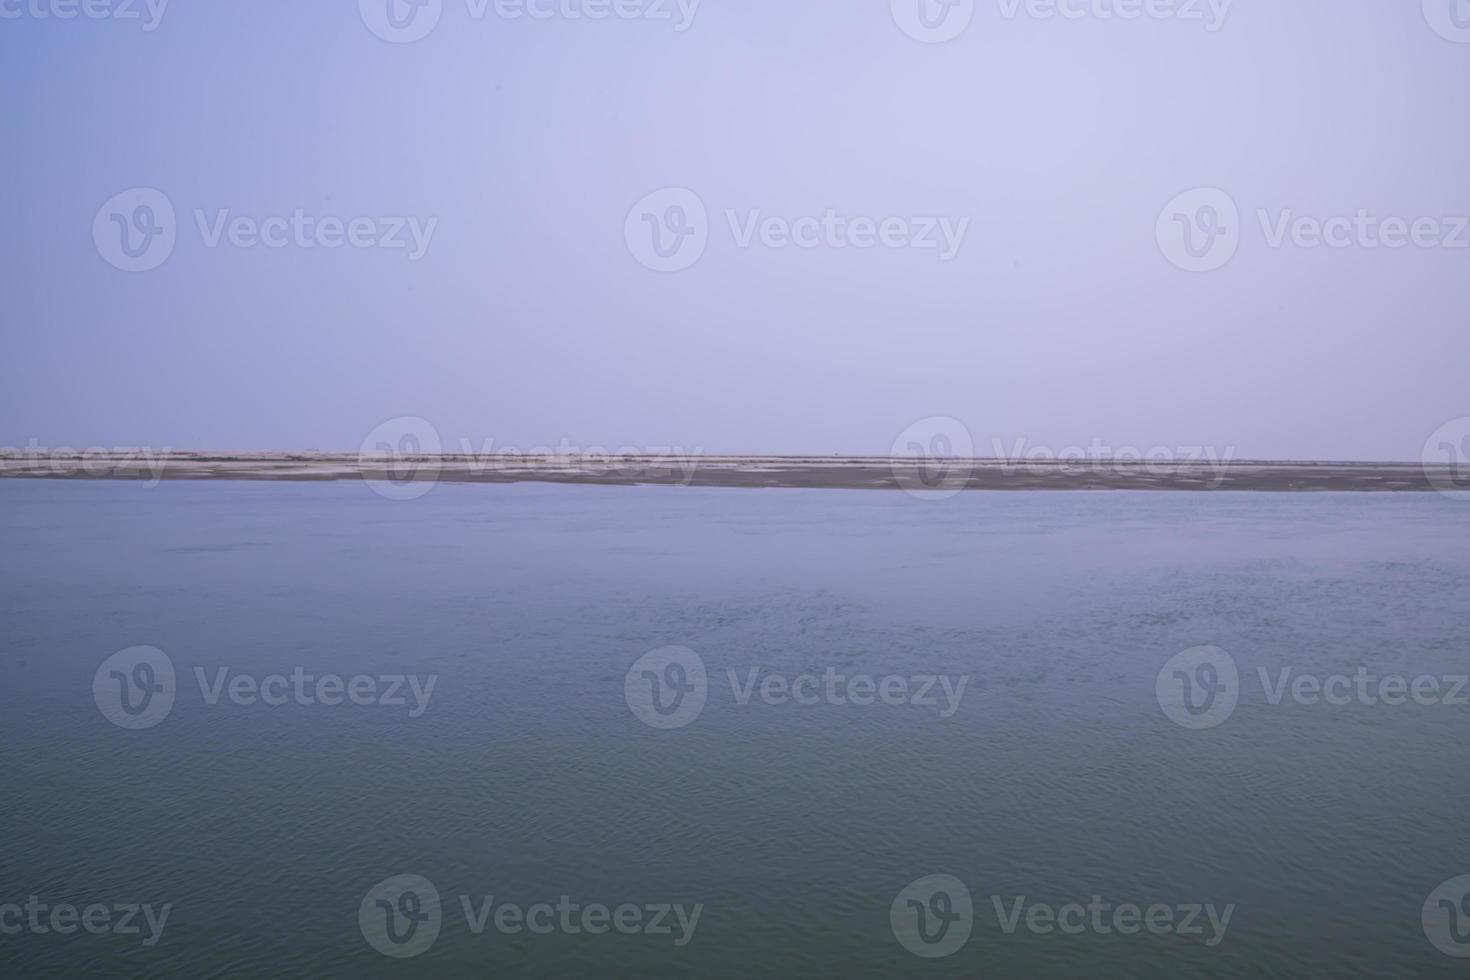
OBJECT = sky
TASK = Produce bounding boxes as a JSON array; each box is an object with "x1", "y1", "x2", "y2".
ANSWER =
[{"x1": 2, "y1": 0, "x2": 1467, "y2": 461}]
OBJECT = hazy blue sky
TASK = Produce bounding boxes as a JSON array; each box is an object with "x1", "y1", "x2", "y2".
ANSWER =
[{"x1": 2, "y1": 0, "x2": 1467, "y2": 460}]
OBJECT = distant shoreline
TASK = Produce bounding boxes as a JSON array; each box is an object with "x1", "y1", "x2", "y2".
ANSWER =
[{"x1": 0, "y1": 452, "x2": 1458, "y2": 492}]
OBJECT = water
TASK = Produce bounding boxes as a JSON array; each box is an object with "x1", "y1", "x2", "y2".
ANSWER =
[{"x1": 1, "y1": 480, "x2": 1468, "y2": 978}]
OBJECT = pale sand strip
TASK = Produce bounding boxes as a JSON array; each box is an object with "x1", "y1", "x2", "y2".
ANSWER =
[{"x1": 0, "y1": 452, "x2": 1458, "y2": 492}]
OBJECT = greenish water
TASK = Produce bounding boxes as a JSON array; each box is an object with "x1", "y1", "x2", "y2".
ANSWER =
[{"x1": 1, "y1": 481, "x2": 1468, "y2": 978}]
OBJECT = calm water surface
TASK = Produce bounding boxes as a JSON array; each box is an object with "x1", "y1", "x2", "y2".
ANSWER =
[{"x1": 1, "y1": 481, "x2": 1468, "y2": 978}]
